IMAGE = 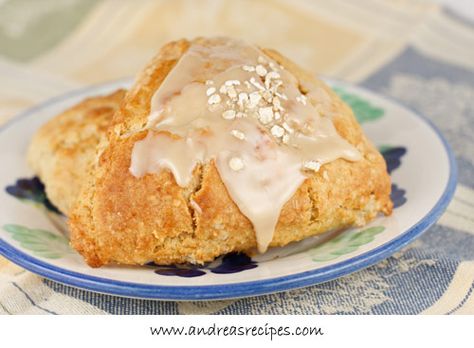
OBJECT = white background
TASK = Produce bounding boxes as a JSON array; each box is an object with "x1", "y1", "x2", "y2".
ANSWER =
[{"x1": 0, "y1": 315, "x2": 472, "y2": 347}]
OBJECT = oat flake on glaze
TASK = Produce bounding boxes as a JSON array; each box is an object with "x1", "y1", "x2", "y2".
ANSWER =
[{"x1": 130, "y1": 38, "x2": 361, "y2": 253}]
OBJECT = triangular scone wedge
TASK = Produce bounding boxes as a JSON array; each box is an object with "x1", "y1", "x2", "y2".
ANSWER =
[{"x1": 69, "y1": 38, "x2": 392, "y2": 267}]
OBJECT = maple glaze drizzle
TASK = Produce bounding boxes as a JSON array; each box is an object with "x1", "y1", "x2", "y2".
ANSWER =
[{"x1": 130, "y1": 38, "x2": 361, "y2": 252}]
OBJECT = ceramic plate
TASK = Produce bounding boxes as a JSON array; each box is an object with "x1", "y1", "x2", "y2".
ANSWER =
[{"x1": 0, "y1": 79, "x2": 456, "y2": 300}]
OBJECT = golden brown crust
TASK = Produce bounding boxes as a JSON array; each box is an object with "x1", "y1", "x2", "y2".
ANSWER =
[
  {"x1": 69, "y1": 38, "x2": 392, "y2": 267},
  {"x1": 27, "y1": 90, "x2": 126, "y2": 215}
]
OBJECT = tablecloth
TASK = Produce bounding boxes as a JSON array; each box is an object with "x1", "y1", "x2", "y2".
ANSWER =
[{"x1": 0, "y1": 0, "x2": 473, "y2": 315}]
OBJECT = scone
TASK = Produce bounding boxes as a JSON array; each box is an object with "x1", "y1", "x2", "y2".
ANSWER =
[
  {"x1": 69, "y1": 37, "x2": 392, "y2": 267},
  {"x1": 27, "y1": 90, "x2": 125, "y2": 215}
]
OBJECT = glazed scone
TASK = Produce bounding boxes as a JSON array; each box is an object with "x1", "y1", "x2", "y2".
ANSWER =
[
  {"x1": 69, "y1": 38, "x2": 392, "y2": 267},
  {"x1": 27, "y1": 90, "x2": 126, "y2": 215}
]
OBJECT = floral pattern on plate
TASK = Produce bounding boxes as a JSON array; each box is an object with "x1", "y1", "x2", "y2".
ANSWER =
[
  {"x1": 150, "y1": 252, "x2": 258, "y2": 278},
  {"x1": 5, "y1": 177, "x2": 61, "y2": 214},
  {"x1": 3, "y1": 224, "x2": 71, "y2": 259},
  {"x1": 309, "y1": 226, "x2": 385, "y2": 262}
]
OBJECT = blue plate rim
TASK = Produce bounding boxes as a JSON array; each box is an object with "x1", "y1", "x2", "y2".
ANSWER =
[{"x1": 0, "y1": 79, "x2": 458, "y2": 301}]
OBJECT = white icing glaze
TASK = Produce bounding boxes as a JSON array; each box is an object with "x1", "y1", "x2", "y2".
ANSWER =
[{"x1": 130, "y1": 38, "x2": 361, "y2": 252}]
